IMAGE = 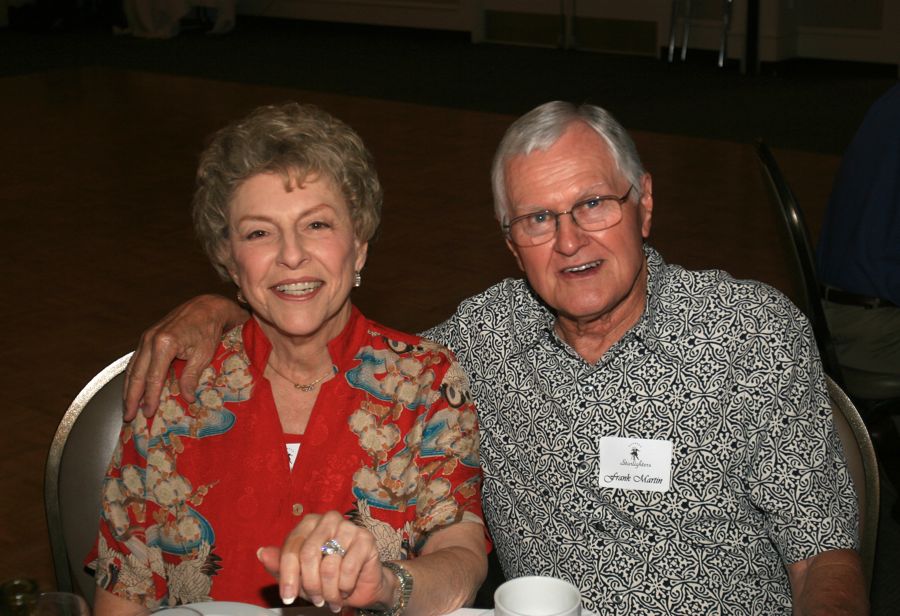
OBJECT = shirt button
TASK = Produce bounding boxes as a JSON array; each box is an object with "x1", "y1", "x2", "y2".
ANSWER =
[
  {"x1": 292, "y1": 503, "x2": 304, "y2": 516},
  {"x1": 612, "y1": 594, "x2": 623, "y2": 605}
]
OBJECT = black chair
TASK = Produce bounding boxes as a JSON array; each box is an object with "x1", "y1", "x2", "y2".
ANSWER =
[{"x1": 754, "y1": 140, "x2": 843, "y2": 379}]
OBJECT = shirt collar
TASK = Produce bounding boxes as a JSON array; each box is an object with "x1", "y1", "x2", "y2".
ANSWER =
[
  {"x1": 632, "y1": 244, "x2": 667, "y2": 354},
  {"x1": 241, "y1": 305, "x2": 368, "y2": 377}
]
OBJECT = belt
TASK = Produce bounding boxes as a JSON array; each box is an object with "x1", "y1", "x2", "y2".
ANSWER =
[{"x1": 821, "y1": 286, "x2": 897, "y2": 309}]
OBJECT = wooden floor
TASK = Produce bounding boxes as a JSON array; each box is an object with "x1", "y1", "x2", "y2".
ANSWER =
[{"x1": 6, "y1": 67, "x2": 893, "y2": 602}]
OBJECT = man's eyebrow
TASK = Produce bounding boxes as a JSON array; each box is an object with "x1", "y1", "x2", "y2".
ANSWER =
[
  {"x1": 510, "y1": 181, "x2": 616, "y2": 214},
  {"x1": 575, "y1": 182, "x2": 614, "y2": 199}
]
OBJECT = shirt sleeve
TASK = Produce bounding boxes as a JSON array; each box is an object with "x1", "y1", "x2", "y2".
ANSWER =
[
  {"x1": 421, "y1": 315, "x2": 465, "y2": 358},
  {"x1": 742, "y1": 300, "x2": 859, "y2": 563},
  {"x1": 420, "y1": 282, "x2": 507, "y2": 380},
  {"x1": 86, "y1": 411, "x2": 170, "y2": 608},
  {"x1": 408, "y1": 345, "x2": 486, "y2": 553}
]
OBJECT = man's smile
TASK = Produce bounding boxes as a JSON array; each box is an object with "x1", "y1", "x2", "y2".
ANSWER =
[{"x1": 562, "y1": 259, "x2": 603, "y2": 274}]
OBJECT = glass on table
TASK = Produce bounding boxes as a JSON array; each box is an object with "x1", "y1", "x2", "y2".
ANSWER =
[{"x1": 1, "y1": 578, "x2": 39, "y2": 616}]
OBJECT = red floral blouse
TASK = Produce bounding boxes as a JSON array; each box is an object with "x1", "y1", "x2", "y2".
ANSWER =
[{"x1": 88, "y1": 307, "x2": 485, "y2": 607}]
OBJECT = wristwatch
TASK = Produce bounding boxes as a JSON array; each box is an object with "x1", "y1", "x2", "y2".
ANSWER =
[{"x1": 360, "y1": 561, "x2": 413, "y2": 616}]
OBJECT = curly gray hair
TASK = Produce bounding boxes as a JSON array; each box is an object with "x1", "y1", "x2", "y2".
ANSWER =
[{"x1": 193, "y1": 102, "x2": 382, "y2": 280}]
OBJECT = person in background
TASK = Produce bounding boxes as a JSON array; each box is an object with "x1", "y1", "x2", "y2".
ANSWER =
[
  {"x1": 817, "y1": 81, "x2": 900, "y2": 523},
  {"x1": 122, "y1": 101, "x2": 866, "y2": 614},
  {"x1": 817, "y1": 82, "x2": 900, "y2": 380},
  {"x1": 89, "y1": 102, "x2": 487, "y2": 615}
]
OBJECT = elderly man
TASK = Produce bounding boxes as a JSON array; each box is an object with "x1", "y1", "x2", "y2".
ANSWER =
[{"x1": 124, "y1": 102, "x2": 865, "y2": 614}]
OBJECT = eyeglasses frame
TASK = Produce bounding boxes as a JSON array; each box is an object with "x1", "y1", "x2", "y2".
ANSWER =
[{"x1": 502, "y1": 184, "x2": 636, "y2": 247}]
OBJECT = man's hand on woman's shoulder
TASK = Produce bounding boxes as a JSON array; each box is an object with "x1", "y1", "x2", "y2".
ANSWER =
[{"x1": 124, "y1": 294, "x2": 248, "y2": 421}]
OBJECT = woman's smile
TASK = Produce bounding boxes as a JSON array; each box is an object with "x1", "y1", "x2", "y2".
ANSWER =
[{"x1": 273, "y1": 280, "x2": 324, "y2": 297}]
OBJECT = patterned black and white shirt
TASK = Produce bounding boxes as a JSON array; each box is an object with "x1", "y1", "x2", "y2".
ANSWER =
[{"x1": 424, "y1": 245, "x2": 857, "y2": 615}]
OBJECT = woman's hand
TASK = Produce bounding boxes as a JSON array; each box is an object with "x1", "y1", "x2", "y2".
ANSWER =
[
  {"x1": 124, "y1": 294, "x2": 249, "y2": 421},
  {"x1": 257, "y1": 511, "x2": 390, "y2": 613}
]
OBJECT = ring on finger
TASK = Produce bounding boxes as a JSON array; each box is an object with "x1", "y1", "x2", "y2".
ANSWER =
[{"x1": 321, "y1": 538, "x2": 346, "y2": 557}]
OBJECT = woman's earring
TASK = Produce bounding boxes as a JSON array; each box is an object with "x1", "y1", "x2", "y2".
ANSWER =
[
  {"x1": 237, "y1": 289, "x2": 247, "y2": 304},
  {"x1": 353, "y1": 271, "x2": 362, "y2": 288}
]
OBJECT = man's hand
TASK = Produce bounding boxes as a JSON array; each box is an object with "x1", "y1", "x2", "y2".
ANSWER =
[
  {"x1": 123, "y1": 294, "x2": 249, "y2": 421},
  {"x1": 787, "y1": 548, "x2": 868, "y2": 615}
]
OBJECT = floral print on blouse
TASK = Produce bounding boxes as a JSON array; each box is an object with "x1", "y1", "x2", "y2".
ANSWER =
[{"x1": 89, "y1": 307, "x2": 484, "y2": 607}]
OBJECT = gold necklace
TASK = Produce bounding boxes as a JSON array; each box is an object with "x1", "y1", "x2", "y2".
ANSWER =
[{"x1": 267, "y1": 362, "x2": 336, "y2": 392}]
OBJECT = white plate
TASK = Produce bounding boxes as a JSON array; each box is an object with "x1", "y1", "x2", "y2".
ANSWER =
[
  {"x1": 182, "y1": 603, "x2": 596, "y2": 616},
  {"x1": 185, "y1": 604, "x2": 338, "y2": 616},
  {"x1": 180, "y1": 602, "x2": 286, "y2": 616}
]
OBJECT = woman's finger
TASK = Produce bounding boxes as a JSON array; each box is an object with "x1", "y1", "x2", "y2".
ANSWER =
[
  {"x1": 319, "y1": 525, "x2": 367, "y2": 612},
  {"x1": 278, "y1": 514, "x2": 324, "y2": 605},
  {"x1": 294, "y1": 512, "x2": 345, "y2": 607},
  {"x1": 256, "y1": 546, "x2": 281, "y2": 578}
]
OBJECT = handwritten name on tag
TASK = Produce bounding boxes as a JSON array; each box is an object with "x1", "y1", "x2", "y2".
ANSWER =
[{"x1": 599, "y1": 436, "x2": 673, "y2": 492}]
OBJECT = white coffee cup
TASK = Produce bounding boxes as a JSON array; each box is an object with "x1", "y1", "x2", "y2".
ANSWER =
[{"x1": 494, "y1": 576, "x2": 582, "y2": 616}]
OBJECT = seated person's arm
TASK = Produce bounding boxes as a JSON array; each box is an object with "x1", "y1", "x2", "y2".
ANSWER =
[
  {"x1": 396, "y1": 520, "x2": 488, "y2": 612},
  {"x1": 786, "y1": 548, "x2": 868, "y2": 616},
  {"x1": 257, "y1": 518, "x2": 488, "y2": 616},
  {"x1": 124, "y1": 294, "x2": 247, "y2": 420}
]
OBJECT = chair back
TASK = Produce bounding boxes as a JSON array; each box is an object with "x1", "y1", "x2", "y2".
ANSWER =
[
  {"x1": 755, "y1": 140, "x2": 844, "y2": 382},
  {"x1": 44, "y1": 353, "x2": 132, "y2": 604},
  {"x1": 825, "y1": 374, "x2": 879, "y2": 591}
]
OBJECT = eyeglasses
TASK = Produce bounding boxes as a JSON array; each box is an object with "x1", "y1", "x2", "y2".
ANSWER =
[{"x1": 503, "y1": 185, "x2": 635, "y2": 247}]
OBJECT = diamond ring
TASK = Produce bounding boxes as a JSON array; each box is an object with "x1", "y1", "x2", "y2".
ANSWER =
[{"x1": 321, "y1": 538, "x2": 346, "y2": 557}]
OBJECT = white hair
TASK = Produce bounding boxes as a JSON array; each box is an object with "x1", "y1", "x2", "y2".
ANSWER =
[{"x1": 491, "y1": 101, "x2": 645, "y2": 224}]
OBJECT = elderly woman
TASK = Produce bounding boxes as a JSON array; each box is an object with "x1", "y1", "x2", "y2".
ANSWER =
[{"x1": 89, "y1": 103, "x2": 487, "y2": 615}]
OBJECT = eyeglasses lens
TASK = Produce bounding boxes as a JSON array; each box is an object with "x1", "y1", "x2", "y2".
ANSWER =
[{"x1": 509, "y1": 199, "x2": 622, "y2": 247}]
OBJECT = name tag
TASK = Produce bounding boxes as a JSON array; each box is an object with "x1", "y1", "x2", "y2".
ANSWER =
[{"x1": 599, "y1": 437, "x2": 673, "y2": 492}]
